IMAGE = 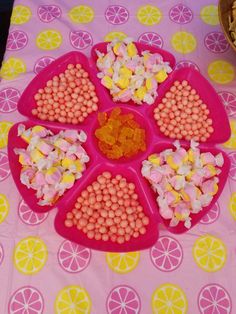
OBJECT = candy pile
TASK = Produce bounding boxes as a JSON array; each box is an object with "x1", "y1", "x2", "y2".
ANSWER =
[
  {"x1": 32, "y1": 63, "x2": 99, "y2": 124},
  {"x1": 96, "y1": 38, "x2": 172, "y2": 105},
  {"x1": 154, "y1": 80, "x2": 214, "y2": 142},
  {"x1": 14, "y1": 124, "x2": 89, "y2": 206},
  {"x1": 141, "y1": 141, "x2": 224, "y2": 228},
  {"x1": 65, "y1": 172, "x2": 149, "y2": 243},
  {"x1": 95, "y1": 107, "x2": 146, "y2": 159}
]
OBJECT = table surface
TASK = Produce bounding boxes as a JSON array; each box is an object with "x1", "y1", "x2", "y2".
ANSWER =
[{"x1": 0, "y1": 0, "x2": 236, "y2": 313}]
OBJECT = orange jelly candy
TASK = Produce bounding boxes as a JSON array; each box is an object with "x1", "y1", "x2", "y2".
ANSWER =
[{"x1": 95, "y1": 107, "x2": 146, "y2": 159}]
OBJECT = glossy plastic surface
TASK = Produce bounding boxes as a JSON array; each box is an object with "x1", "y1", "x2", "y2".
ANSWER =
[{"x1": 8, "y1": 46, "x2": 231, "y2": 251}]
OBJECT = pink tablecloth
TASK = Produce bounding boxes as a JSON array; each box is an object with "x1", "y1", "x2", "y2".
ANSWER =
[{"x1": 0, "y1": 0, "x2": 236, "y2": 313}]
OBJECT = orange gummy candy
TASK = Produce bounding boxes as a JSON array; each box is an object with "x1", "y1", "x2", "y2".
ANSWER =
[{"x1": 95, "y1": 107, "x2": 146, "y2": 160}]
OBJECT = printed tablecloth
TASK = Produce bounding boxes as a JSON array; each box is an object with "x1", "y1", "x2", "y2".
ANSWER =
[{"x1": 0, "y1": 0, "x2": 236, "y2": 313}]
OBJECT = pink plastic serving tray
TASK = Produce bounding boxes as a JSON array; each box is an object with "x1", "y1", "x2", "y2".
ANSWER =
[{"x1": 8, "y1": 43, "x2": 231, "y2": 252}]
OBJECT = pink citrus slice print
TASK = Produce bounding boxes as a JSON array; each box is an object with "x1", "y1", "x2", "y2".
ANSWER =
[
  {"x1": 204, "y1": 32, "x2": 229, "y2": 53},
  {"x1": 175, "y1": 60, "x2": 200, "y2": 72},
  {"x1": 198, "y1": 284, "x2": 232, "y2": 314},
  {"x1": 0, "y1": 243, "x2": 3, "y2": 265},
  {"x1": 200, "y1": 202, "x2": 220, "y2": 224},
  {"x1": 0, "y1": 152, "x2": 10, "y2": 182},
  {"x1": 106, "y1": 285, "x2": 141, "y2": 314},
  {"x1": 0, "y1": 87, "x2": 20, "y2": 113},
  {"x1": 69, "y1": 30, "x2": 93, "y2": 50},
  {"x1": 58, "y1": 240, "x2": 91, "y2": 273},
  {"x1": 150, "y1": 236, "x2": 183, "y2": 272},
  {"x1": 169, "y1": 4, "x2": 193, "y2": 24},
  {"x1": 34, "y1": 56, "x2": 55, "y2": 74},
  {"x1": 105, "y1": 5, "x2": 129, "y2": 25},
  {"x1": 37, "y1": 5, "x2": 62, "y2": 23},
  {"x1": 218, "y1": 91, "x2": 236, "y2": 117},
  {"x1": 18, "y1": 199, "x2": 48, "y2": 225},
  {"x1": 8, "y1": 286, "x2": 44, "y2": 314},
  {"x1": 6, "y1": 30, "x2": 28, "y2": 51},
  {"x1": 138, "y1": 32, "x2": 163, "y2": 48},
  {"x1": 228, "y1": 152, "x2": 236, "y2": 181}
]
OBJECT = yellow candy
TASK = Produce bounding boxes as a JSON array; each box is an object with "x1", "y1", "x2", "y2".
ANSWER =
[
  {"x1": 46, "y1": 167, "x2": 57, "y2": 176},
  {"x1": 113, "y1": 42, "x2": 122, "y2": 55},
  {"x1": 107, "y1": 67, "x2": 114, "y2": 76},
  {"x1": 165, "y1": 183, "x2": 173, "y2": 192},
  {"x1": 206, "y1": 164, "x2": 217, "y2": 176},
  {"x1": 211, "y1": 183, "x2": 218, "y2": 196},
  {"x1": 74, "y1": 160, "x2": 83, "y2": 172},
  {"x1": 175, "y1": 211, "x2": 189, "y2": 221},
  {"x1": 166, "y1": 155, "x2": 179, "y2": 170},
  {"x1": 148, "y1": 154, "x2": 161, "y2": 166},
  {"x1": 135, "y1": 86, "x2": 147, "y2": 100},
  {"x1": 155, "y1": 70, "x2": 168, "y2": 83},
  {"x1": 31, "y1": 125, "x2": 46, "y2": 135},
  {"x1": 188, "y1": 149, "x2": 195, "y2": 163},
  {"x1": 119, "y1": 66, "x2": 132, "y2": 78},
  {"x1": 21, "y1": 133, "x2": 31, "y2": 144},
  {"x1": 180, "y1": 189, "x2": 190, "y2": 202},
  {"x1": 186, "y1": 170, "x2": 194, "y2": 181},
  {"x1": 19, "y1": 154, "x2": 27, "y2": 165},
  {"x1": 101, "y1": 76, "x2": 113, "y2": 89},
  {"x1": 170, "y1": 190, "x2": 181, "y2": 205},
  {"x1": 146, "y1": 78, "x2": 153, "y2": 90},
  {"x1": 143, "y1": 53, "x2": 150, "y2": 63},
  {"x1": 30, "y1": 149, "x2": 44, "y2": 163},
  {"x1": 127, "y1": 42, "x2": 137, "y2": 57},
  {"x1": 117, "y1": 76, "x2": 130, "y2": 89},
  {"x1": 196, "y1": 187, "x2": 202, "y2": 198},
  {"x1": 61, "y1": 157, "x2": 74, "y2": 169},
  {"x1": 61, "y1": 172, "x2": 75, "y2": 185}
]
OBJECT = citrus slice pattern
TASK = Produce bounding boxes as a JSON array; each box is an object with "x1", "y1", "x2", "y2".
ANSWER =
[
  {"x1": 208, "y1": 60, "x2": 235, "y2": 85},
  {"x1": 8, "y1": 286, "x2": 44, "y2": 314},
  {"x1": 169, "y1": 4, "x2": 193, "y2": 24},
  {"x1": 106, "y1": 285, "x2": 141, "y2": 314},
  {"x1": 198, "y1": 284, "x2": 232, "y2": 314},
  {"x1": 38, "y1": 5, "x2": 62, "y2": 23},
  {"x1": 6, "y1": 30, "x2": 28, "y2": 51},
  {"x1": 55, "y1": 285, "x2": 91, "y2": 314},
  {"x1": 14, "y1": 237, "x2": 48, "y2": 275},
  {"x1": 175, "y1": 60, "x2": 200, "y2": 72},
  {"x1": 11, "y1": 5, "x2": 32, "y2": 25},
  {"x1": 34, "y1": 56, "x2": 55, "y2": 74},
  {"x1": 0, "y1": 121, "x2": 13, "y2": 149},
  {"x1": 0, "y1": 243, "x2": 3, "y2": 266},
  {"x1": 223, "y1": 119, "x2": 236, "y2": 149},
  {"x1": 218, "y1": 91, "x2": 236, "y2": 117},
  {"x1": 0, "y1": 194, "x2": 8, "y2": 225},
  {"x1": 150, "y1": 236, "x2": 183, "y2": 272},
  {"x1": 0, "y1": 58, "x2": 26, "y2": 80},
  {"x1": 204, "y1": 32, "x2": 229, "y2": 53},
  {"x1": 18, "y1": 199, "x2": 49, "y2": 226},
  {"x1": 106, "y1": 252, "x2": 140, "y2": 274},
  {"x1": 200, "y1": 202, "x2": 220, "y2": 224},
  {"x1": 104, "y1": 31, "x2": 128, "y2": 42},
  {"x1": 105, "y1": 5, "x2": 129, "y2": 25},
  {"x1": 0, "y1": 153, "x2": 10, "y2": 182},
  {"x1": 200, "y1": 5, "x2": 219, "y2": 26},
  {"x1": 152, "y1": 283, "x2": 188, "y2": 314},
  {"x1": 229, "y1": 152, "x2": 236, "y2": 181},
  {"x1": 58, "y1": 240, "x2": 91, "y2": 273},
  {"x1": 171, "y1": 31, "x2": 197, "y2": 54},
  {"x1": 193, "y1": 235, "x2": 227, "y2": 272},
  {"x1": 0, "y1": 88, "x2": 20, "y2": 112},
  {"x1": 36, "y1": 30, "x2": 62, "y2": 50},
  {"x1": 229, "y1": 192, "x2": 236, "y2": 220},
  {"x1": 138, "y1": 32, "x2": 163, "y2": 48},
  {"x1": 137, "y1": 5, "x2": 162, "y2": 26},
  {"x1": 68, "y1": 5, "x2": 94, "y2": 24},
  {"x1": 70, "y1": 30, "x2": 93, "y2": 50}
]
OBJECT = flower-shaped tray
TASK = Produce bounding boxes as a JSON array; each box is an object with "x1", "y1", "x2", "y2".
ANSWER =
[{"x1": 8, "y1": 43, "x2": 231, "y2": 252}]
